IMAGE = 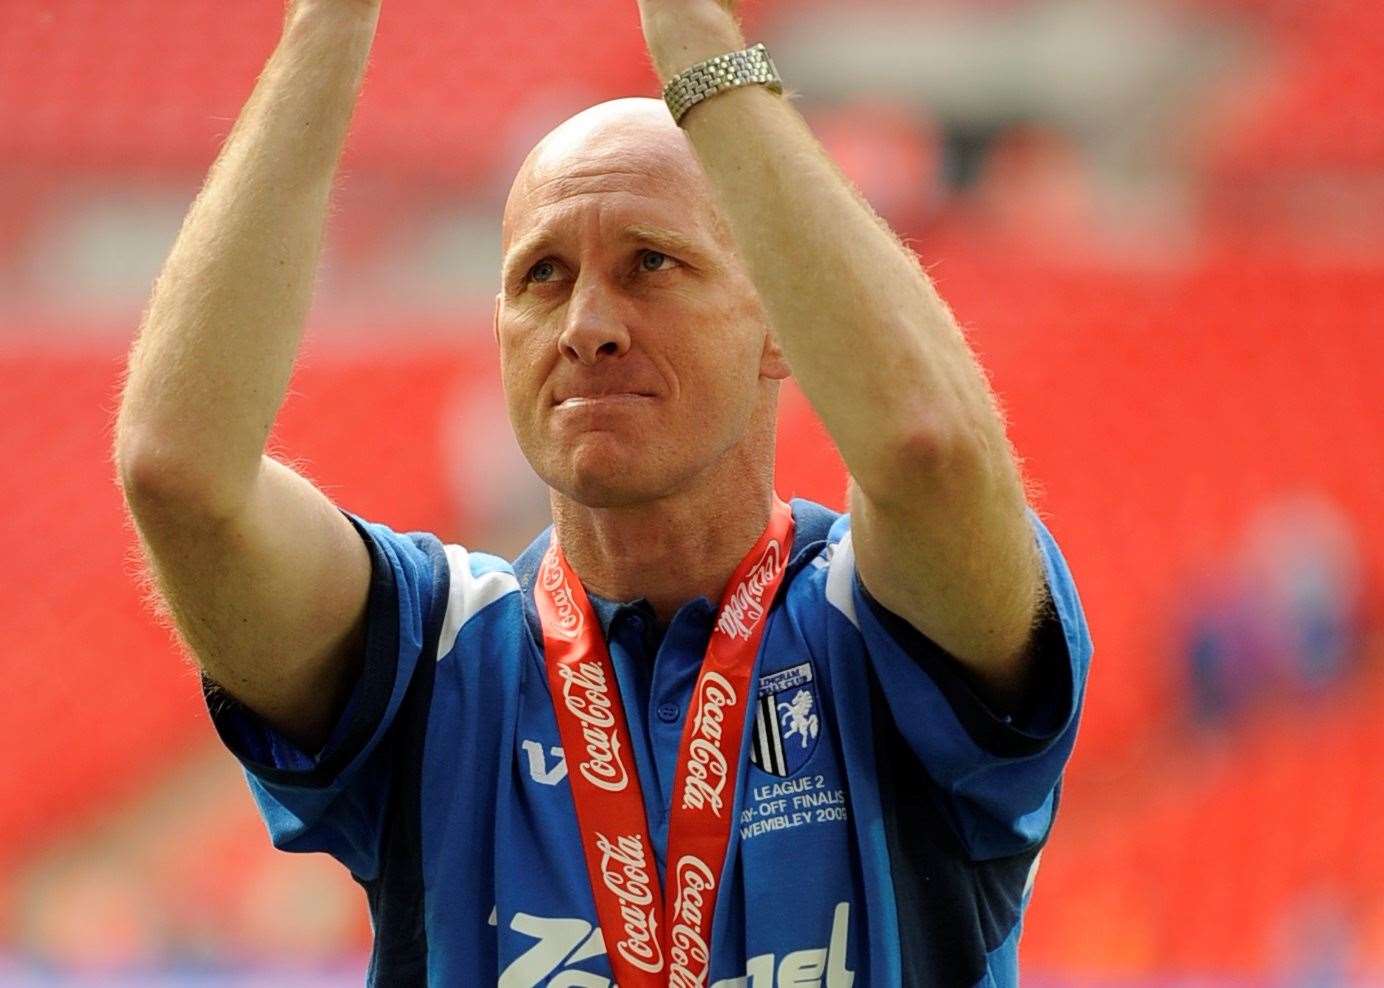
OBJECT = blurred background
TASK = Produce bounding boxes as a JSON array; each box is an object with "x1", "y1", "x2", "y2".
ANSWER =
[{"x1": 2, "y1": 0, "x2": 1382, "y2": 983}]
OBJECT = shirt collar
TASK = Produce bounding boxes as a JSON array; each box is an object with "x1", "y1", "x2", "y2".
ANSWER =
[{"x1": 512, "y1": 497, "x2": 839, "y2": 644}]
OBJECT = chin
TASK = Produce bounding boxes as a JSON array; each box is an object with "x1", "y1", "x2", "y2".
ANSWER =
[
  {"x1": 550, "y1": 442, "x2": 689, "y2": 509},
  {"x1": 560, "y1": 465, "x2": 674, "y2": 509}
]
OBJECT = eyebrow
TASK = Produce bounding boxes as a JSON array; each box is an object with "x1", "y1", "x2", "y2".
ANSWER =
[
  {"x1": 500, "y1": 223, "x2": 712, "y2": 290},
  {"x1": 620, "y1": 224, "x2": 706, "y2": 260}
]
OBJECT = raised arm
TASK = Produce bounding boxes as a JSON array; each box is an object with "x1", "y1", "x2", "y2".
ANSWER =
[
  {"x1": 637, "y1": 2, "x2": 1046, "y2": 708},
  {"x1": 113, "y1": 0, "x2": 383, "y2": 750}
]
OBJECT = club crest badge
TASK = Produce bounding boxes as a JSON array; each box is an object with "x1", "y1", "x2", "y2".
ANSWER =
[{"x1": 747, "y1": 661, "x2": 820, "y2": 777}]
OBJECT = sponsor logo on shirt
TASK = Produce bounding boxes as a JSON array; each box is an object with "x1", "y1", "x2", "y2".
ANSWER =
[{"x1": 494, "y1": 900, "x2": 855, "y2": 987}]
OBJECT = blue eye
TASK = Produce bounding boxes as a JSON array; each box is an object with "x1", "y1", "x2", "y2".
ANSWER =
[
  {"x1": 640, "y1": 250, "x2": 669, "y2": 272},
  {"x1": 529, "y1": 260, "x2": 557, "y2": 283}
]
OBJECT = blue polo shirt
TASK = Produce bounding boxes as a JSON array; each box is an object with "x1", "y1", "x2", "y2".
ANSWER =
[{"x1": 204, "y1": 498, "x2": 1091, "y2": 986}]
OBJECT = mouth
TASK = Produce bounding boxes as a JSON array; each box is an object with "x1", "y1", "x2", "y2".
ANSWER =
[{"x1": 553, "y1": 392, "x2": 656, "y2": 409}]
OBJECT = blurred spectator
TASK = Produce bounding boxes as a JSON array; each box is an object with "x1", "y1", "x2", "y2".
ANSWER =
[
  {"x1": 1273, "y1": 890, "x2": 1357, "y2": 988},
  {"x1": 1181, "y1": 493, "x2": 1364, "y2": 727}
]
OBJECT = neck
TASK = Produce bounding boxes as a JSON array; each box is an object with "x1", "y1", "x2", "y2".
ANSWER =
[{"x1": 550, "y1": 459, "x2": 775, "y2": 623}]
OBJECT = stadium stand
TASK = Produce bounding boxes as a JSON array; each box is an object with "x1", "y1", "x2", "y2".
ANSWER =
[
  {"x1": 0, "y1": 0, "x2": 658, "y2": 179},
  {"x1": 2, "y1": 0, "x2": 1382, "y2": 976}
]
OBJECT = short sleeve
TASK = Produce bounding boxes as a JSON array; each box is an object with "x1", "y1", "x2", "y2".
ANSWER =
[
  {"x1": 826, "y1": 508, "x2": 1092, "y2": 860},
  {"x1": 203, "y1": 510, "x2": 449, "y2": 880}
]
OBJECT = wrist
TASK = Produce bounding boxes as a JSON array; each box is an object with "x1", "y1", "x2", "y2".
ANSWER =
[
  {"x1": 283, "y1": 0, "x2": 381, "y2": 39},
  {"x1": 662, "y1": 44, "x2": 783, "y2": 125}
]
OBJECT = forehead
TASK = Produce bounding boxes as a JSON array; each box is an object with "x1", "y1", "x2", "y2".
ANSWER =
[{"x1": 502, "y1": 114, "x2": 726, "y2": 257}]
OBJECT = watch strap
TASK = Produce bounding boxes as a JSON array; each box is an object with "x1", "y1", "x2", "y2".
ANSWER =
[{"x1": 662, "y1": 43, "x2": 784, "y2": 125}]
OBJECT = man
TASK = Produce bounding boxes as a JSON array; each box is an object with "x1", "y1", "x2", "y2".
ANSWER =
[{"x1": 114, "y1": 0, "x2": 1091, "y2": 984}]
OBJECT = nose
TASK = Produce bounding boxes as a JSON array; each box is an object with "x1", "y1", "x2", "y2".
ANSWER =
[{"x1": 558, "y1": 276, "x2": 631, "y2": 366}]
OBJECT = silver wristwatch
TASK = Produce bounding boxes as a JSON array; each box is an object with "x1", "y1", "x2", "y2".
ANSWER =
[{"x1": 662, "y1": 43, "x2": 784, "y2": 125}]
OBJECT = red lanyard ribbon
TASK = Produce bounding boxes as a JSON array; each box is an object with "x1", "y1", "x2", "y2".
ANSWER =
[{"x1": 536, "y1": 498, "x2": 795, "y2": 987}]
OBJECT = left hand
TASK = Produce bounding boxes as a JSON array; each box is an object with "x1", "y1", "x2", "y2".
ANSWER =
[{"x1": 635, "y1": 0, "x2": 747, "y2": 82}]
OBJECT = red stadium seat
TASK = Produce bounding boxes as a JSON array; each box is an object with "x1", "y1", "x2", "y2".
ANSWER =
[{"x1": 0, "y1": 0, "x2": 662, "y2": 179}]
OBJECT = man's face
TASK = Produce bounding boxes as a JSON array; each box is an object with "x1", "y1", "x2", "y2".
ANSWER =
[{"x1": 496, "y1": 101, "x2": 785, "y2": 508}]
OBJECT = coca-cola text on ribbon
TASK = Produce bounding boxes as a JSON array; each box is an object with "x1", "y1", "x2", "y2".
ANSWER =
[
  {"x1": 594, "y1": 832, "x2": 664, "y2": 975},
  {"x1": 680, "y1": 672, "x2": 737, "y2": 815},
  {"x1": 558, "y1": 660, "x2": 629, "y2": 793},
  {"x1": 541, "y1": 549, "x2": 586, "y2": 639},
  {"x1": 669, "y1": 854, "x2": 716, "y2": 986},
  {"x1": 715, "y1": 541, "x2": 783, "y2": 640}
]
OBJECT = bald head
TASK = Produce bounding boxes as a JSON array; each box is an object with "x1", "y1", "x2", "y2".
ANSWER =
[
  {"x1": 522, "y1": 97, "x2": 685, "y2": 177},
  {"x1": 502, "y1": 98, "x2": 721, "y2": 254}
]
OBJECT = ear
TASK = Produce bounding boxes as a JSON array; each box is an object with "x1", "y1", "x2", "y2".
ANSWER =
[
  {"x1": 492, "y1": 294, "x2": 502, "y2": 346},
  {"x1": 759, "y1": 326, "x2": 792, "y2": 381}
]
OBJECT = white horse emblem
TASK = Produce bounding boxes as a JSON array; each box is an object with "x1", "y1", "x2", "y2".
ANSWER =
[
  {"x1": 750, "y1": 662, "x2": 820, "y2": 776},
  {"x1": 777, "y1": 689, "x2": 819, "y2": 749}
]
